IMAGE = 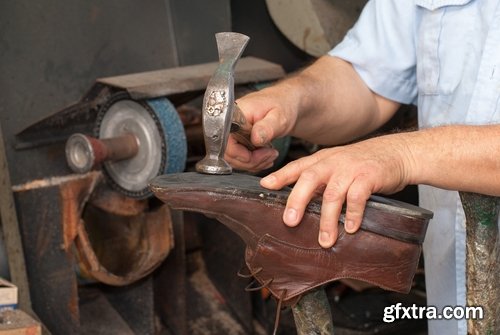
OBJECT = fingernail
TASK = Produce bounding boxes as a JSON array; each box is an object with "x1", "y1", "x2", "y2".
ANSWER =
[
  {"x1": 319, "y1": 231, "x2": 331, "y2": 245},
  {"x1": 262, "y1": 175, "x2": 277, "y2": 185},
  {"x1": 345, "y1": 220, "x2": 354, "y2": 233},
  {"x1": 284, "y1": 208, "x2": 297, "y2": 224},
  {"x1": 263, "y1": 151, "x2": 279, "y2": 164},
  {"x1": 262, "y1": 162, "x2": 274, "y2": 170},
  {"x1": 257, "y1": 129, "x2": 267, "y2": 144}
]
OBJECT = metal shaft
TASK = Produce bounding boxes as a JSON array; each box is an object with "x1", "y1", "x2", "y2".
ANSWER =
[{"x1": 65, "y1": 133, "x2": 139, "y2": 173}]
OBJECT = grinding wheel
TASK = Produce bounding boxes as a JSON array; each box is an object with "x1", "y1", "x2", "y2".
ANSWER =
[{"x1": 95, "y1": 92, "x2": 187, "y2": 198}]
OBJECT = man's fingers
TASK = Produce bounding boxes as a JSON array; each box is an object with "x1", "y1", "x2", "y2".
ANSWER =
[
  {"x1": 243, "y1": 150, "x2": 279, "y2": 173},
  {"x1": 318, "y1": 190, "x2": 343, "y2": 248},
  {"x1": 344, "y1": 175, "x2": 372, "y2": 233},
  {"x1": 261, "y1": 155, "x2": 319, "y2": 189},
  {"x1": 257, "y1": 145, "x2": 380, "y2": 250},
  {"x1": 282, "y1": 168, "x2": 325, "y2": 227},
  {"x1": 317, "y1": 176, "x2": 352, "y2": 248},
  {"x1": 225, "y1": 135, "x2": 252, "y2": 163},
  {"x1": 225, "y1": 146, "x2": 278, "y2": 171}
]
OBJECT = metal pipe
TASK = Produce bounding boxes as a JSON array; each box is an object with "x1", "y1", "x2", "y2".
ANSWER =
[{"x1": 65, "y1": 133, "x2": 139, "y2": 173}]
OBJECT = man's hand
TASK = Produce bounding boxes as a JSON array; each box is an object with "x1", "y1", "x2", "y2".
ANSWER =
[
  {"x1": 260, "y1": 134, "x2": 414, "y2": 248},
  {"x1": 225, "y1": 87, "x2": 297, "y2": 172},
  {"x1": 225, "y1": 56, "x2": 401, "y2": 173},
  {"x1": 224, "y1": 56, "x2": 407, "y2": 248}
]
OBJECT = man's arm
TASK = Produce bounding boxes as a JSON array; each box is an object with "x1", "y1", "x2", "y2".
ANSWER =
[
  {"x1": 273, "y1": 55, "x2": 400, "y2": 144},
  {"x1": 403, "y1": 124, "x2": 500, "y2": 196},
  {"x1": 225, "y1": 55, "x2": 400, "y2": 171}
]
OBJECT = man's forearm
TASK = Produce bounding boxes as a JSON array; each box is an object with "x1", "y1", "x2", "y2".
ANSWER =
[
  {"x1": 402, "y1": 124, "x2": 500, "y2": 195},
  {"x1": 271, "y1": 55, "x2": 400, "y2": 145}
]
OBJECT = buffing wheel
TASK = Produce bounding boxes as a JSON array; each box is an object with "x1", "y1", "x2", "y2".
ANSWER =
[{"x1": 95, "y1": 92, "x2": 187, "y2": 198}]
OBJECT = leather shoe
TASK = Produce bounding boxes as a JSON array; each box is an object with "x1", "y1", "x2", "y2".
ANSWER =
[{"x1": 150, "y1": 172, "x2": 433, "y2": 305}]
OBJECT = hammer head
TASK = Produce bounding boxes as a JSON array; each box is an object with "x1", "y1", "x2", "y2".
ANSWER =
[{"x1": 195, "y1": 32, "x2": 250, "y2": 175}]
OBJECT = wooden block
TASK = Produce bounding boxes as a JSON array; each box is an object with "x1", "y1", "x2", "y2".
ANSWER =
[
  {"x1": 0, "y1": 310, "x2": 41, "y2": 335},
  {"x1": 97, "y1": 56, "x2": 286, "y2": 99}
]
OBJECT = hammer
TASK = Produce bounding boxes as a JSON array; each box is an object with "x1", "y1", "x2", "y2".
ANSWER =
[{"x1": 195, "y1": 32, "x2": 261, "y2": 175}]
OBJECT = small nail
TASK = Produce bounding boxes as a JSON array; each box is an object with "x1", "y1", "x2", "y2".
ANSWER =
[
  {"x1": 284, "y1": 208, "x2": 297, "y2": 224},
  {"x1": 319, "y1": 231, "x2": 331, "y2": 244},
  {"x1": 345, "y1": 220, "x2": 354, "y2": 233}
]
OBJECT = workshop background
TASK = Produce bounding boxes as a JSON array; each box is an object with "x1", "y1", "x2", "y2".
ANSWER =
[{"x1": 0, "y1": 1, "x2": 425, "y2": 334}]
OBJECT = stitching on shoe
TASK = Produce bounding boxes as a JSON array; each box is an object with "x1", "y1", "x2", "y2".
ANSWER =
[{"x1": 247, "y1": 234, "x2": 420, "y2": 301}]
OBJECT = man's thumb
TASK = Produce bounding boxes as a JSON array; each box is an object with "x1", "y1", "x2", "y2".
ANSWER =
[{"x1": 251, "y1": 110, "x2": 287, "y2": 146}]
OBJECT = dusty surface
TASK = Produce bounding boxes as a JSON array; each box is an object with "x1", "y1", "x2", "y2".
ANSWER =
[
  {"x1": 186, "y1": 252, "x2": 247, "y2": 335},
  {"x1": 0, "y1": 309, "x2": 41, "y2": 333}
]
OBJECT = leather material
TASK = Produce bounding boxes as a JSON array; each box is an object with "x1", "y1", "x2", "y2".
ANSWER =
[{"x1": 150, "y1": 172, "x2": 433, "y2": 304}]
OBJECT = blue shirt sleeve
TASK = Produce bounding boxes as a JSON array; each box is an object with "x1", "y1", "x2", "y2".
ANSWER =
[{"x1": 329, "y1": 0, "x2": 418, "y2": 105}]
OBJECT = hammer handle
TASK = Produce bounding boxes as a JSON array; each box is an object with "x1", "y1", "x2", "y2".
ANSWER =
[{"x1": 231, "y1": 104, "x2": 272, "y2": 151}]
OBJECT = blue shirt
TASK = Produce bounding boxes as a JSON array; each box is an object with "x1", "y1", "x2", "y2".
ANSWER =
[{"x1": 330, "y1": 1, "x2": 500, "y2": 334}]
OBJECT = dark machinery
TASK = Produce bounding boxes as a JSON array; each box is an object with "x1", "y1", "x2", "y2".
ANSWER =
[
  {"x1": 65, "y1": 93, "x2": 187, "y2": 198},
  {"x1": 11, "y1": 56, "x2": 285, "y2": 334}
]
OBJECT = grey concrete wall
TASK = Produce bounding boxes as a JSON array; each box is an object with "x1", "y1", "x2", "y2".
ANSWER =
[{"x1": 0, "y1": 0, "x2": 230, "y2": 182}]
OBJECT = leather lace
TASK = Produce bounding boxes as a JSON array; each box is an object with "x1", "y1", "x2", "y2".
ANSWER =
[
  {"x1": 272, "y1": 290, "x2": 287, "y2": 335},
  {"x1": 237, "y1": 266, "x2": 262, "y2": 278},
  {"x1": 237, "y1": 266, "x2": 287, "y2": 335},
  {"x1": 245, "y1": 278, "x2": 273, "y2": 291}
]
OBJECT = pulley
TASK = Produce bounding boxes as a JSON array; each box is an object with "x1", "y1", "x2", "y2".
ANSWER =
[{"x1": 65, "y1": 93, "x2": 187, "y2": 198}]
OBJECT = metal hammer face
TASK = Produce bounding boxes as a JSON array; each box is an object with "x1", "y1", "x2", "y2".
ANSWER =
[{"x1": 195, "y1": 32, "x2": 250, "y2": 175}]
